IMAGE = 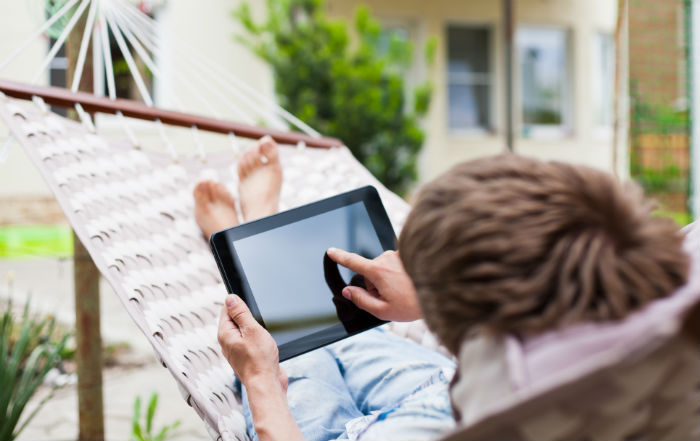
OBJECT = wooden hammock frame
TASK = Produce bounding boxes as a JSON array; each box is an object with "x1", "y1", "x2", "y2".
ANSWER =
[{"x1": 0, "y1": 79, "x2": 342, "y2": 149}]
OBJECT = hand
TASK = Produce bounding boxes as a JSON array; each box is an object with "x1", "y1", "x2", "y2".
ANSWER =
[
  {"x1": 217, "y1": 295, "x2": 287, "y2": 391},
  {"x1": 326, "y1": 248, "x2": 422, "y2": 322}
]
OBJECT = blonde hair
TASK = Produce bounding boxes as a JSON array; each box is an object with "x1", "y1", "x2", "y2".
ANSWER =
[{"x1": 399, "y1": 154, "x2": 689, "y2": 354}]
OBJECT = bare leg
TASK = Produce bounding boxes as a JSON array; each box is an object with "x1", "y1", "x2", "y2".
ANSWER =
[
  {"x1": 193, "y1": 137, "x2": 283, "y2": 238},
  {"x1": 237, "y1": 135, "x2": 282, "y2": 221}
]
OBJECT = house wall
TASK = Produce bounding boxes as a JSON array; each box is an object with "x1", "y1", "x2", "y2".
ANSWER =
[
  {"x1": 0, "y1": 0, "x2": 626, "y2": 205},
  {"x1": 329, "y1": 0, "x2": 625, "y2": 182}
]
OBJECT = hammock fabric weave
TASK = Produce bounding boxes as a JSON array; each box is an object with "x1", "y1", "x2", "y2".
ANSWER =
[{"x1": 0, "y1": 93, "x2": 424, "y2": 440}]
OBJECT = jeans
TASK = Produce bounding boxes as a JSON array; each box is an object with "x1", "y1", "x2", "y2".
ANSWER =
[{"x1": 241, "y1": 328, "x2": 456, "y2": 441}]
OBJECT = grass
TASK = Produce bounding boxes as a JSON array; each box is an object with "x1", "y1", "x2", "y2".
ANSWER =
[
  {"x1": 0, "y1": 226, "x2": 73, "y2": 259},
  {"x1": 653, "y1": 210, "x2": 693, "y2": 227}
]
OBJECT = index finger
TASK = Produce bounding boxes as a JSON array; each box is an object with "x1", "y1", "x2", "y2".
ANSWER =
[{"x1": 327, "y1": 247, "x2": 374, "y2": 276}]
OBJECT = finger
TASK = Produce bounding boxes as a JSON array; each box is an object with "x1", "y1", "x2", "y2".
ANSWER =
[
  {"x1": 225, "y1": 295, "x2": 260, "y2": 330},
  {"x1": 327, "y1": 248, "x2": 374, "y2": 276},
  {"x1": 218, "y1": 304, "x2": 241, "y2": 344},
  {"x1": 342, "y1": 285, "x2": 386, "y2": 317}
]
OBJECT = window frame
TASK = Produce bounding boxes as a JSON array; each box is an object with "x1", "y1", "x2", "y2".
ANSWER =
[
  {"x1": 591, "y1": 31, "x2": 615, "y2": 137},
  {"x1": 516, "y1": 24, "x2": 573, "y2": 139},
  {"x1": 445, "y1": 22, "x2": 496, "y2": 135},
  {"x1": 376, "y1": 17, "x2": 424, "y2": 114}
]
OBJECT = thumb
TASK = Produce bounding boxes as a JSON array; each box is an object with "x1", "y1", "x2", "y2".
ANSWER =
[
  {"x1": 342, "y1": 286, "x2": 386, "y2": 317},
  {"x1": 225, "y1": 295, "x2": 259, "y2": 330}
]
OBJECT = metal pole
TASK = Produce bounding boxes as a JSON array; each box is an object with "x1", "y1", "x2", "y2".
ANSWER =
[
  {"x1": 65, "y1": 9, "x2": 105, "y2": 441},
  {"x1": 612, "y1": 0, "x2": 627, "y2": 178},
  {"x1": 503, "y1": 0, "x2": 514, "y2": 152},
  {"x1": 690, "y1": 0, "x2": 700, "y2": 219}
]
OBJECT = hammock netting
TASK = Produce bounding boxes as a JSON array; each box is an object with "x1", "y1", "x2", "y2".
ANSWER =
[{"x1": 0, "y1": 91, "x2": 438, "y2": 439}]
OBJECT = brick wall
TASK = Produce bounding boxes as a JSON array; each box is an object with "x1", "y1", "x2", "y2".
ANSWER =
[{"x1": 629, "y1": 0, "x2": 687, "y2": 108}]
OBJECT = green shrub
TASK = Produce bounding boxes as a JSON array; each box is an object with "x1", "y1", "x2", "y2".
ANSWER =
[
  {"x1": 0, "y1": 300, "x2": 70, "y2": 441},
  {"x1": 234, "y1": 0, "x2": 435, "y2": 194},
  {"x1": 633, "y1": 164, "x2": 686, "y2": 193},
  {"x1": 131, "y1": 392, "x2": 181, "y2": 441}
]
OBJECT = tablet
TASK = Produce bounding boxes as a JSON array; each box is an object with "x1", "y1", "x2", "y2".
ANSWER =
[{"x1": 210, "y1": 186, "x2": 396, "y2": 361}]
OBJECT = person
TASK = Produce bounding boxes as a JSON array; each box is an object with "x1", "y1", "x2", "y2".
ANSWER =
[
  {"x1": 195, "y1": 136, "x2": 455, "y2": 441},
  {"x1": 194, "y1": 137, "x2": 690, "y2": 441}
]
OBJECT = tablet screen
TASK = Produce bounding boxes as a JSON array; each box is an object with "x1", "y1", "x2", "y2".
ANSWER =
[{"x1": 233, "y1": 201, "x2": 384, "y2": 346}]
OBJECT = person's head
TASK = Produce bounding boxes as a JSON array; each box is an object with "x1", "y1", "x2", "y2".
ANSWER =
[{"x1": 398, "y1": 154, "x2": 689, "y2": 354}]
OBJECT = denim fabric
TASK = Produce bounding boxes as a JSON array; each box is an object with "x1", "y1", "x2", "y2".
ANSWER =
[{"x1": 241, "y1": 328, "x2": 456, "y2": 441}]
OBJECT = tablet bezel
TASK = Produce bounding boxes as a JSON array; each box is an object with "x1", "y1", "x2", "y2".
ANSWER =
[{"x1": 210, "y1": 185, "x2": 395, "y2": 360}]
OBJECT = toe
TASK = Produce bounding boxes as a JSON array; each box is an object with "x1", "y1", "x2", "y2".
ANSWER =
[
  {"x1": 193, "y1": 181, "x2": 211, "y2": 202},
  {"x1": 213, "y1": 182, "x2": 237, "y2": 207},
  {"x1": 237, "y1": 156, "x2": 246, "y2": 180},
  {"x1": 259, "y1": 136, "x2": 279, "y2": 164},
  {"x1": 238, "y1": 149, "x2": 254, "y2": 178},
  {"x1": 203, "y1": 181, "x2": 216, "y2": 200}
]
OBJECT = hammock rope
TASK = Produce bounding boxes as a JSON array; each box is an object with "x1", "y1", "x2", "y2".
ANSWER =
[
  {"x1": 32, "y1": 0, "x2": 92, "y2": 85},
  {"x1": 0, "y1": 0, "x2": 81, "y2": 73},
  {"x1": 69, "y1": 0, "x2": 98, "y2": 93},
  {"x1": 4, "y1": 0, "x2": 320, "y2": 158}
]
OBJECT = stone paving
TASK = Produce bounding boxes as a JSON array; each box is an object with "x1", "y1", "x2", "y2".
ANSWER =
[{"x1": 1, "y1": 257, "x2": 210, "y2": 441}]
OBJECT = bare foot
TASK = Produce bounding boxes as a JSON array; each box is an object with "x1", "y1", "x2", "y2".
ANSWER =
[
  {"x1": 238, "y1": 136, "x2": 282, "y2": 221},
  {"x1": 193, "y1": 181, "x2": 239, "y2": 239}
]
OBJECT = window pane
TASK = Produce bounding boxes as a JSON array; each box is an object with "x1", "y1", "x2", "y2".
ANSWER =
[
  {"x1": 448, "y1": 84, "x2": 490, "y2": 129},
  {"x1": 448, "y1": 27, "x2": 490, "y2": 76},
  {"x1": 49, "y1": 68, "x2": 66, "y2": 88},
  {"x1": 48, "y1": 37, "x2": 67, "y2": 117},
  {"x1": 447, "y1": 26, "x2": 491, "y2": 129},
  {"x1": 593, "y1": 33, "x2": 614, "y2": 126},
  {"x1": 518, "y1": 27, "x2": 568, "y2": 126}
]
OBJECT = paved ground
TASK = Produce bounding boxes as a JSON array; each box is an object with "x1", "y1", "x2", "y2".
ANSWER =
[{"x1": 1, "y1": 257, "x2": 210, "y2": 441}]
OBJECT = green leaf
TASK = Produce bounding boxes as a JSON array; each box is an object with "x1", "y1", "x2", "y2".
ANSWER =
[
  {"x1": 129, "y1": 393, "x2": 180, "y2": 441},
  {"x1": 131, "y1": 396, "x2": 143, "y2": 441},
  {"x1": 146, "y1": 393, "x2": 158, "y2": 435},
  {"x1": 1, "y1": 299, "x2": 70, "y2": 440}
]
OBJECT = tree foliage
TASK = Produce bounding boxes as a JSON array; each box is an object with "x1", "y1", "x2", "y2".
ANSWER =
[{"x1": 234, "y1": 0, "x2": 434, "y2": 194}]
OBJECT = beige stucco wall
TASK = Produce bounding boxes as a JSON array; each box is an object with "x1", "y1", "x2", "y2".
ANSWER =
[
  {"x1": 0, "y1": 0, "x2": 627, "y2": 200},
  {"x1": 0, "y1": 2, "x2": 55, "y2": 196},
  {"x1": 329, "y1": 0, "x2": 627, "y2": 182}
]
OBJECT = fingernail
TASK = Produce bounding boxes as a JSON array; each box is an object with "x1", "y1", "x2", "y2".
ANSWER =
[
  {"x1": 327, "y1": 247, "x2": 337, "y2": 254},
  {"x1": 342, "y1": 288, "x2": 351, "y2": 299},
  {"x1": 226, "y1": 295, "x2": 238, "y2": 307}
]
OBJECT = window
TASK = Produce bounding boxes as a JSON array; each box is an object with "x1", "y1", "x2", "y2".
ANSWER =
[
  {"x1": 377, "y1": 24, "x2": 420, "y2": 110},
  {"x1": 447, "y1": 26, "x2": 491, "y2": 131},
  {"x1": 592, "y1": 33, "x2": 614, "y2": 128},
  {"x1": 48, "y1": 38, "x2": 67, "y2": 117},
  {"x1": 518, "y1": 27, "x2": 570, "y2": 135}
]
